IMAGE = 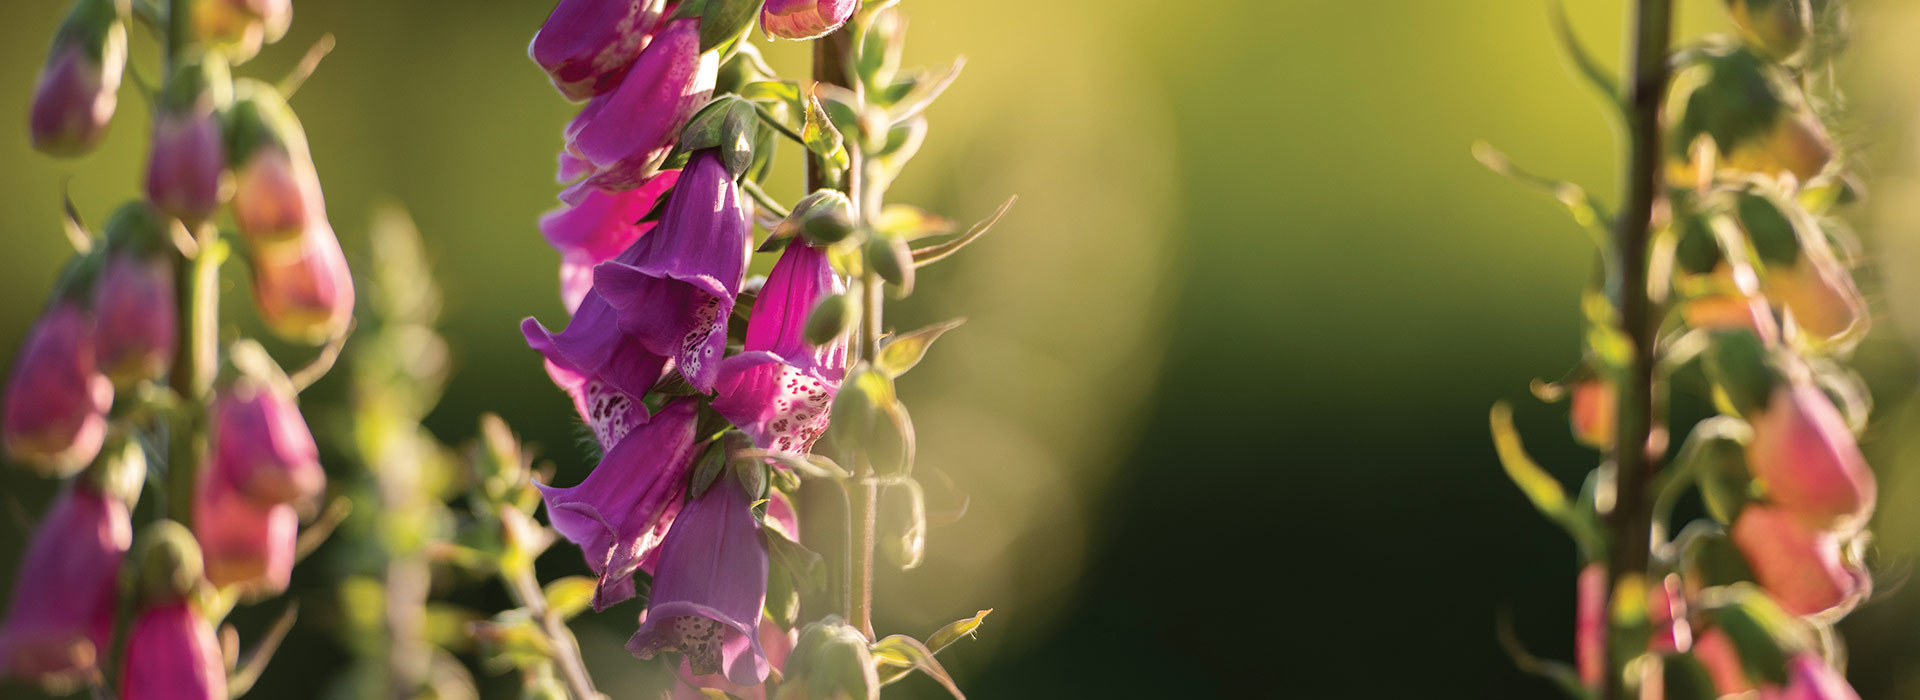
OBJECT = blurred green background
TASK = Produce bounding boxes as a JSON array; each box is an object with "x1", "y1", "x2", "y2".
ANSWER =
[{"x1": 4, "y1": 0, "x2": 1920, "y2": 697}]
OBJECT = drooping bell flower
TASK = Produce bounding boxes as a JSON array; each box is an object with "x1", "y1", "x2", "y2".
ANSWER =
[
  {"x1": 249, "y1": 221, "x2": 354, "y2": 344},
  {"x1": 94, "y1": 203, "x2": 178, "y2": 385},
  {"x1": 541, "y1": 169, "x2": 679, "y2": 313},
  {"x1": 597, "y1": 150, "x2": 750, "y2": 393},
  {"x1": 29, "y1": 0, "x2": 127, "y2": 157},
  {"x1": 714, "y1": 240, "x2": 847, "y2": 453},
  {"x1": 190, "y1": 0, "x2": 291, "y2": 64},
  {"x1": 4, "y1": 268, "x2": 113, "y2": 476},
  {"x1": 675, "y1": 616, "x2": 797, "y2": 700},
  {"x1": 627, "y1": 475, "x2": 771, "y2": 686},
  {"x1": 562, "y1": 18, "x2": 715, "y2": 196},
  {"x1": 1730, "y1": 504, "x2": 1866, "y2": 618},
  {"x1": 227, "y1": 79, "x2": 328, "y2": 246},
  {"x1": 529, "y1": 0, "x2": 664, "y2": 101},
  {"x1": 0, "y1": 482, "x2": 131, "y2": 687},
  {"x1": 147, "y1": 53, "x2": 231, "y2": 224},
  {"x1": 193, "y1": 470, "x2": 298, "y2": 597},
  {"x1": 538, "y1": 399, "x2": 701, "y2": 609},
  {"x1": 120, "y1": 601, "x2": 226, "y2": 700},
  {"x1": 1766, "y1": 653, "x2": 1862, "y2": 700},
  {"x1": 1746, "y1": 380, "x2": 1875, "y2": 531},
  {"x1": 207, "y1": 341, "x2": 325, "y2": 507},
  {"x1": 522, "y1": 294, "x2": 670, "y2": 444},
  {"x1": 761, "y1": 0, "x2": 857, "y2": 40}
]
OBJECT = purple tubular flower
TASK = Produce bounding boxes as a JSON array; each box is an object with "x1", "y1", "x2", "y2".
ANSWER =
[
  {"x1": 562, "y1": 18, "x2": 715, "y2": 196},
  {"x1": 120, "y1": 602, "x2": 226, "y2": 700},
  {"x1": 537, "y1": 398, "x2": 701, "y2": 609},
  {"x1": 542, "y1": 169, "x2": 679, "y2": 313},
  {"x1": 3, "y1": 300, "x2": 113, "y2": 476},
  {"x1": 523, "y1": 293, "x2": 670, "y2": 443},
  {"x1": 0, "y1": 484, "x2": 130, "y2": 687},
  {"x1": 95, "y1": 203, "x2": 178, "y2": 386},
  {"x1": 146, "y1": 56, "x2": 230, "y2": 225},
  {"x1": 29, "y1": 0, "x2": 127, "y2": 158},
  {"x1": 209, "y1": 375, "x2": 325, "y2": 507},
  {"x1": 760, "y1": 0, "x2": 857, "y2": 40},
  {"x1": 530, "y1": 0, "x2": 664, "y2": 101},
  {"x1": 714, "y1": 241, "x2": 847, "y2": 452},
  {"x1": 627, "y1": 475, "x2": 771, "y2": 686},
  {"x1": 597, "y1": 150, "x2": 751, "y2": 393}
]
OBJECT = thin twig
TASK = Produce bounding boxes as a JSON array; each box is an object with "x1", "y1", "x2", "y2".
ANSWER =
[
  {"x1": 740, "y1": 179, "x2": 791, "y2": 219},
  {"x1": 752, "y1": 102, "x2": 807, "y2": 145}
]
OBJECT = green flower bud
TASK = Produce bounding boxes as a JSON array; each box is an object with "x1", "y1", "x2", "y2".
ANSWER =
[
  {"x1": 132, "y1": 520, "x2": 204, "y2": 605},
  {"x1": 793, "y1": 190, "x2": 856, "y2": 245},
  {"x1": 777, "y1": 617, "x2": 878, "y2": 700},
  {"x1": 865, "y1": 234, "x2": 914, "y2": 296},
  {"x1": 804, "y1": 292, "x2": 855, "y2": 347},
  {"x1": 878, "y1": 481, "x2": 926, "y2": 570}
]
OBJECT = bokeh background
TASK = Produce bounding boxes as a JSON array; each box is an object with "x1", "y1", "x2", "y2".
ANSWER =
[{"x1": 4, "y1": 0, "x2": 1920, "y2": 697}]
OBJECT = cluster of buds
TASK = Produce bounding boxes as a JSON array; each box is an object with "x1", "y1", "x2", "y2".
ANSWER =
[
  {"x1": 4, "y1": 1, "x2": 348, "y2": 697},
  {"x1": 1491, "y1": 0, "x2": 1879, "y2": 697},
  {"x1": 516, "y1": 0, "x2": 1006, "y2": 697}
]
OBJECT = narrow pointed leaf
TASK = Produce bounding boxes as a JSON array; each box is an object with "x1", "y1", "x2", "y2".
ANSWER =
[
  {"x1": 876, "y1": 318, "x2": 966, "y2": 378},
  {"x1": 803, "y1": 87, "x2": 849, "y2": 174},
  {"x1": 877, "y1": 609, "x2": 990, "y2": 686},
  {"x1": 542, "y1": 576, "x2": 597, "y2": 621},
  {"x1": 888, "y1": 57, "x2": 965, "y2": 125},
  {"x1": 871, "y1": 634, "x2": 965, "y2": 698},
  {"x1": 913, "y1": 196, "x2": 1016, "y2": 267},
  {"x1": 764, "y1": 525, "x2": 827, "y2": 593}
]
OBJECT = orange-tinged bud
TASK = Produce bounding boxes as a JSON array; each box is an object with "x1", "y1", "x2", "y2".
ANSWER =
[
  {"x1": 249, "y1": 223, "x2": 354, "y2": 344},
  {"x1": 1765, "y1": 255, "x2": 1866, "y2": 343},
  {"x1": 1570, "y1": 379, "x2": 1616, "y2": 449},
  {"x1": 1730, "y1": 504, "x2": 1866, "y2": 617}
]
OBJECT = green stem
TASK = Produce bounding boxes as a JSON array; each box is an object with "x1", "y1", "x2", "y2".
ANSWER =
[
  {"x1": 503, "y1": 561, "x2": 600, "y2": 700},
  {"x1": 164, "y1": 0, "x2": 216, "y2": 527},
  {"x1": 1601, "y1": 1, "x2": 1672, "y2": 699}
]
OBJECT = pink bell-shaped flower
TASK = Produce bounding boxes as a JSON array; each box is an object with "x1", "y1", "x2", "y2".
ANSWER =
[
  {"x1": 0, "y1": 481, "x2": 131, "y2": 688},
  {"x1": 627, "y1": 475, "x2": 771, "y2": 686},
  {"x1": 713, "y1": 240, "x2": 847, "y2": 453},
  {"x1": 248, "y1": 220, "x2": 355, "y2": 344},
  {"x1": 1746, "y1": 380, "x2": 1875, "y2": 531},
  {"x1": 120, "y1": 601, "x2": 226, "y2": 700},
  {"x1": 146, "y1": 54, "x2": 230, "y2": 225},
  {"x1": 561, "y1": 18, "x2": 715, "y2": 196},
  {"x1": 4, "y1": 294, "x2": 113, "y2": 476},
  {"x1": 541, "y1": 170, "x2": 679, "y2": 313},
  {"x1": 94, "y1": 203, "x2": 179, "y2": 385},
  {"x1": 1730, "y1": 504, "x2": 1867, "y2": 618},
  {"x1": 529, "y1": 0, "x2": 664, "y2": 101},
  {"x1": 761, "y1": 0, "x2": 857, "y2": 40},
  {"x1": 29, "y1": 0, "x2": 126, "y2": 157}
]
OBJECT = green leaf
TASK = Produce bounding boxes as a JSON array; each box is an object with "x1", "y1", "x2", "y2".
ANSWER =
[
  {"x1": 1489, "y1": 402, "x2": 1601, "y2": 559},
  {"x1": 803, "y1": 87, "x2": 849, "y2": 175},
  {"x1": 764, "y1": 526, "x2": 826, "y2": 594},
  {"x1": 877, "y1": 318, "x2": 966, "y2": 378},
  {"x1": 733, "y1": 448, "x2": 850, "y2": 480},
  {"x1": 912, "y1": 196, "x2": 1016, "y2": 267},
  {"x1": 887, "y1": 57, "x2": 965, "y2": 125},
  {"x1": 697, "y1": 0, "x2": 760, "y2": 51},
  {"x1": 1547, "y1": 0, "x2": 1620, "y2": 105},
  {"x1": 877, "y1": 204, "x2": 957, "y2": 240},
  {"x1": 542, "y1": 576, "x2": 596, "y2": 621},
  {"x1": 871, "y1": 635, "x2": 965, "y2": 698},
  {"x1": 690, "y1": 439, "x2": 731, "y2": 499},
  {"x1": 876, "y1": 609, "x2": 992, "y2": 686}
]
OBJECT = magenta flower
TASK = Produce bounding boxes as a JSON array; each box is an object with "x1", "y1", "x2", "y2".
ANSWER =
[
  {"x1": 249, "y1": 221, "x2": 355, "y2": 344},
  {"x1": 537, "y1": 398, "x2": 701, "y2": 609},
  {"x1": 542, "y1": 169, "x2": 679, "y2": 313},
  {"x1": 529, "y1": 0, "x2": 663, "y2": 101},
  {"x1": 1768, "y1": 653, "x2": 1862, "y2": 700},
  {"x1": 0, "y1": 483, "x2": 130, "y2": 687},
  {"x1": 597, "y1": 150, "x2": 751, "y2": 393},
  {"x1": 4, "y1": 299, "x2": 113, "y2": 475},
  {"x1": 120, "y1": 601, "x2": 226, "y2": 700},
  {"x1": 714, "y1": 240, "x2": 847, "y2": 453},
  {"x1": 209, "y1": 371, "x2": 325, "y2": 507},
  {"x1": 561, "y1": 18, "x2": 715, "y2": 196},
  {"x1": 228, "y1": 83, "x2": 328, "y2": 246},
  {"x1": 627, "y1": 475, "x2": 771, "y2": 686},
  {"x1": 95, "y1": 204, "x2": 178, "y2": 385},
  {"x1": 1730, "y1": 503, "x2": 1867, "y2": 618},
  {"x1": 193, "y1": 470, "x2": 298, "y2": 597},
  {"x1": 674, "y1": 616, "x2": 796, "y2": 700},
  {"x1": 29, "y1": 0, "x2": 126, "y2": 157},
  {"x1": 523, "y1": 293, "x2": 670, "y2": 446},
  {"x1": 761, "y1": 0, "x2": 857, "y2": 41},
  {"x1": 146, "y1": 58, "x2": 229, "y2": 224},
  {"x1": 1747, "y1": 380, "x2": 1875, "y2": 531}
]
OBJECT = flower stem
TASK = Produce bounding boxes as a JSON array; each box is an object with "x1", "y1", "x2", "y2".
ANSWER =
[
  {"x1": 163, "y1": 0, "x2": 217, "y2": 528},
  {"x1": 502, "y1": 559, "x2": 600, "y2": 700},
  {"x1": 1601, "y1": 1, "x2": 1673, "y2": 698}
]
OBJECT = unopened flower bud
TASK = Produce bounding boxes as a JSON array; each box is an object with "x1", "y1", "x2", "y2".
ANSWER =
[
  {"x1": 132, "y1": 520, "x2": 204, "y2": 605},
  {"x1": 191, "y1": 0, "x2": 291, "y2": 64},
  {"x1": 796, "y1": 190, "x2": 856, "y2": 245},
  {"x1": 776, "y1": 617, "x2": 878, "y2": 700},
  {"x1": 877, "y1": 480, "x2": 925, "y2": 570},
  {"x1": 1746, "y1": 380, "x2": 1874, "y2": 531},
  {"x1": 0, "y1": 481, "x2": 131, "y2": 688},
  {"x1": 193, "y1": 471, "x2": 297, "y2": 597},
  {"x1": 1730, "y1": 504, "x2": 1866, "y2": 617},
  {"x1": 1568, "y1": 378, "x2": 1615, "y2": 449},
  {"x1": 1701, "y1": 330, "x2": 1780, "y2": 419},
  {"x1": 120, "y1": 599, "x2": 225, "y2": 700},
  {"x1": 227, "y1": 80, "x2": 327, "y2": 245},
  {"x1": 249, "y1": 222, "x2": 355, "y2": 344},
  {"x1": 761, "y1": 0, "x2": 857, "y2": 41},
  {"x1": 95, "y1": 203, "x2": 178, "y2": 385},
  {"x1": 4, "y1": 289, "x2": 113, "y2": 476},
  {"x1": 826, "y1": 367, "x2": 890, "y2": 458},
  {"x1": 146, "y1": 53, "x2": 232, "y2": 224},
  {"x1": 865, "y1": 233, "x2": 914, "y2": 295},
  {"x1": 29, "y1": 0, "x2": 127, "y2": 157},
  {"x1": 1725, "y1": 0, "x2": 1811, "y2": 62},
  {"x1": 804, "y1": 292, "x2": 855, "y2": 346},
  {"x1": 1668, "y1": 46, "x2": 1831, "y2": 183},
  {"x1": 209, "y1": 341, "x2": 325, "y2": 507},
  {"x1": 529, "y1": 0, "x2": 663, "y2": 101}
]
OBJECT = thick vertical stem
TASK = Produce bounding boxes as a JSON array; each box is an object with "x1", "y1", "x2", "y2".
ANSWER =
[
  {"x1": 163, "y1": 0, "x2": 217, "y2": 528},
  {"x1": 1601, "y1": 1, "x2": 1672, "y2": 699}
]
